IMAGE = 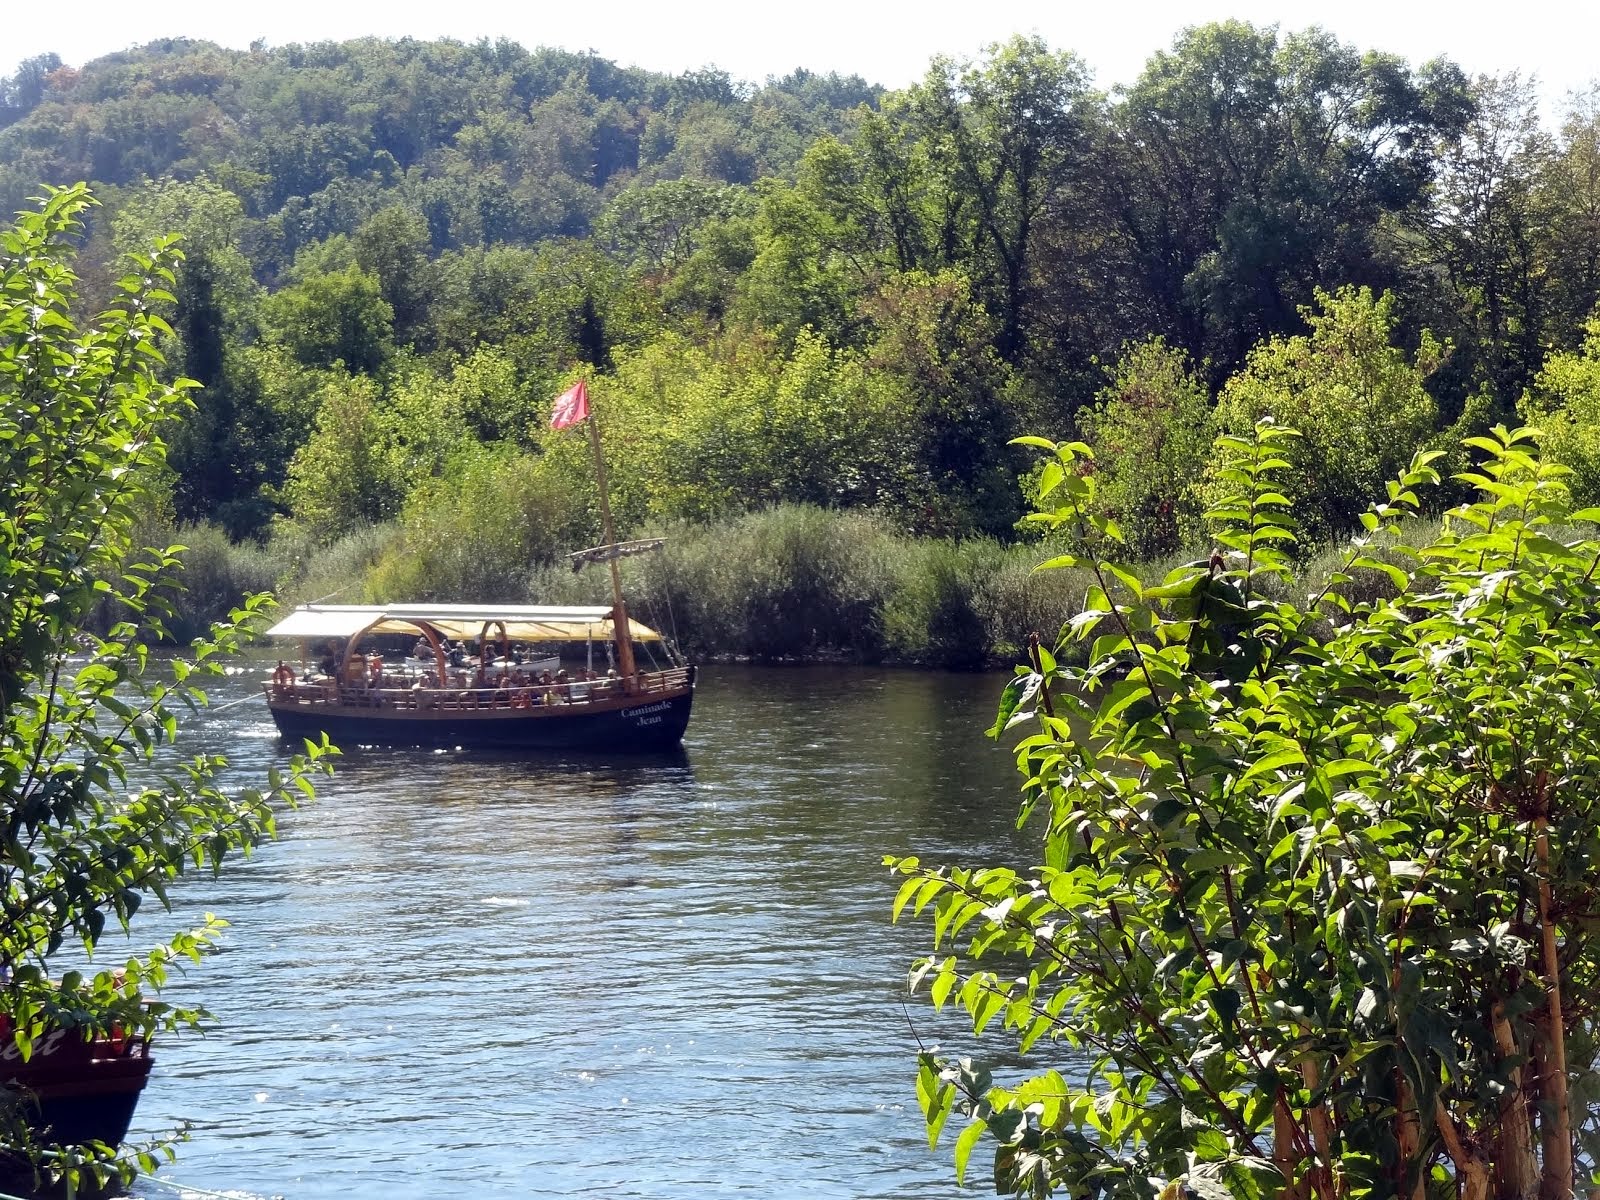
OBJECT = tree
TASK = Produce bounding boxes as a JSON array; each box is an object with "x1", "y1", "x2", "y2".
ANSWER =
[
  {"x1": 1422, "y1": 73, "x2": 1554, "y2": 405},
  {"x1": 283, "y1": 374, "x2": 404, "y2": 536},
  {"x1": 863, "y1": 270, "x2": 1023, "y2": 536},
  {"x1": 893, "y1": 419, "x2": 1600, "y2": 1199},
  {"x1": 111, "y1": 179, "x2": 274, "y2": 531},
  {"x1": 0, "y1": 54, "x2": 63, "y2": 129},
  {"x1": 902, "y1": 37, "x2": 1091, "y2": 365},
  {"x1": 1542, "y1": 87, "x2": 1600, "y2": 345},
  {"x1": 0, "y1": 186, "x2": 332, "y2": 1188},
  {"x1": 1214, "y1": 287, "x2": 1439, "y2": 540},
  {"x1": 353, "y1": 205, "x2": 436, "y2": 347},
  {"x1": 263, "y1": 264, "x2": 394, "y2": 373},
  {"x1": 1077, "y1": 339, "x2": 1212, "y2": 560},
  {"x1": 1103, "y1": 23, "x2": 1472, "y2": 381},
  {"x1": 1518, "y1": 312, "x2": 1600, "y2": 503}
]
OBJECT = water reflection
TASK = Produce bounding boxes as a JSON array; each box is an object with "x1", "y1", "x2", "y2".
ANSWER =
[{"x1": 119, "y1": 664, "x2": 1031, "y2": 1199}]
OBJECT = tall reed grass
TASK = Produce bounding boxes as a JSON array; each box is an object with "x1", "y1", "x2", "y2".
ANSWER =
[{"x1": 130, "y1": 505, "x2": 1460, "y2": 667}]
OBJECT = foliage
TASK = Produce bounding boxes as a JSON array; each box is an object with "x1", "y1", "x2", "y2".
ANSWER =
[
  {"x1": 0, "y1": 186, "x2": 332, "y2": 1188},
  {"x1": 262, "y1": 264, "x2": 393, "y2": 373},
  {"x1": 891, "y1": 419, "x2": 1600, "y2": 1198},
  {"x1": 1104, "y1": 22, "x2": 1472, "y2": 380},
  {"x1": 1519, "y1": 314, "x2": 1600, "y2": 504},
  {"x1": 522, "y1": 504, "x2": 1091, "y2": 668},
  {"x1": 282, "y1": 374, "x2": 403, "y2": 536},
  {"x1": 1077, "y1": 339, "x2": 1212, "y2": 560},
  {"x1": 1214, "y1": 288, "x2": 1440, "y2": 541},
  {"x1": 13, "y1": 30, "x2": 1600, "y2": 651},
  {"x1": 365, "y1": 446, "x2": 583, "y2": 602}
]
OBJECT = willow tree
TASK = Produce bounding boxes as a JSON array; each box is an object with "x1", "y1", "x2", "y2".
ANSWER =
[
  {"x1": 892, "y1": 421, "x2": 1600, "y2": 1198},
  {"x1": 0, "y1": 185, "x2": 332, "y2": 1189}
]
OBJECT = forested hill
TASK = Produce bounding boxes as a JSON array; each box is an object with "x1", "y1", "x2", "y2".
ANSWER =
[
  {"x1": 2, "y1": 28, "x2": 1599, "y2": 639},
  {"x1": 0, "y1": 38, "x2": 876, "y2": 270}
]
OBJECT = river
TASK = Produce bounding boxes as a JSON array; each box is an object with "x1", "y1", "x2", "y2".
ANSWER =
[{"x1": 118, "y1": 664, "x2": 1036, "y2": 1199}]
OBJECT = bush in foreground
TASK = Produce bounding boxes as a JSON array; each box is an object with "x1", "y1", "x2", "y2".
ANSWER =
[
  {"x1": 892, "y1": 423, "x2": 1600, "y2": 1198},
  {"x1": 0, "y1": 187, "x2": 333, "y2": 1190}
]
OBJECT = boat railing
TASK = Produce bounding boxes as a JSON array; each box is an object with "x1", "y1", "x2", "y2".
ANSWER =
[{"x1": 264, "y1": 665, "x2": 693, "y2": 711}]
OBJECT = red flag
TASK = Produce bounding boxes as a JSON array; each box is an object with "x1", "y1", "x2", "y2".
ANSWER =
[{"x1": 550, "y1": 379, "x2": 590, "y2": 430}]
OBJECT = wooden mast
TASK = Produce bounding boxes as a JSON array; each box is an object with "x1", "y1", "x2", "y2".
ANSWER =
[{"x1": 586, "y1": 401, "x2": 639, "y2": 692}]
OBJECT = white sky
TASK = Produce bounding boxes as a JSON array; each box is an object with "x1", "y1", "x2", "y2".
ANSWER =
[{"x1": 5, "y1": 0, "x2": 1598, "y2": 107}]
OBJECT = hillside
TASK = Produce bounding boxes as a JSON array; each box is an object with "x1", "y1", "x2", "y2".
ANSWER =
[{"x1": 2, "y1": 29, "x2": 1599, "y2": 659}]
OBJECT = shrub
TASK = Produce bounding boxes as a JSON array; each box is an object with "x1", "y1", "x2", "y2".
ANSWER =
[
  {"x1": 892, "y1": 422, "x2": 1600, "y2": 1198},
  {"x1": 0, "y1": 186, "x2": 332, "y2": 1190}
]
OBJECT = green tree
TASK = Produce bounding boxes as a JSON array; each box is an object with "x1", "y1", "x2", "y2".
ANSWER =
[
  {"x1": 1422, "y1": 72, "x2": 1553, "y2": 404},
  {"x1": 1214, "y1": 287, "x2": 1439, "y2": 539},
  {"x1": 1105, "y1": 23, "x2": 1472, "y2": 380},
  {"x1": 353, "y1": 204, "x2": 437, "y2": 346},
  {"x1": 902, "y1": 37, "x2": 1091, "y2": 365},
  {"x1": 283, "y1": 374, "x2": 403, "y2": 535},
  {"x1": 0, "y1": 186, "x2": 331, "y2": 1188},
  {"x1": 1542, "y1": 87, "x2": 1600, "y2": 345},
  {"x1": 263, "y1": 264, "x2": 395, "y2": 373},
  {"x1": 1519, "y1": 312, "x2": 1600, "y2": 503},
  {"x1": 111, "y1": 178, "x2": 275, "y2": 531},
  {"x1": 366, "y1": 445, "x2": 584, "y2": 601},
  {"x1": 1077, "y1": 339, "x2": 1212, "y2": 560},
  {"x1": 863, "y1": 269, "x2": 1023, "y2": 536},
  {"x1": 893, "y1": 419, "x2": 1600, "y2": 1199}
]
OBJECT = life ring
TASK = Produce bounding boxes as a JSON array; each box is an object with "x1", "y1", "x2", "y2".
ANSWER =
[{"x1": 272, "y1": 662, "x2": 295, "y2": 687}]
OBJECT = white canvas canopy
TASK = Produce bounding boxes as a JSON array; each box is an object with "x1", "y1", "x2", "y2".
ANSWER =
[{"x1": 265, "y1": 603, "x2": 663, "y2": 643}]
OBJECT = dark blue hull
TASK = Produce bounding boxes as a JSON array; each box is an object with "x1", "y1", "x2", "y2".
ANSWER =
[{"x1": 267, "y1": 686, "x2": 694, "y2": 751}]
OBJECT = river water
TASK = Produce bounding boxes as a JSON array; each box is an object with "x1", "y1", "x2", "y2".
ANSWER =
[{"x1": 119, "y1": 665, "x2": 1035, "y2": 1199}]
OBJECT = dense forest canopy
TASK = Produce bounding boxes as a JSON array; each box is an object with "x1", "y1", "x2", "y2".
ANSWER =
[{"x1": 2, "y1": 28, "x2": 1598, "y2": 621}]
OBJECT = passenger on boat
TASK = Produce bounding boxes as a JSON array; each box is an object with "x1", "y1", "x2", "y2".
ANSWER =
[{"x1": 413, "y1": 636, "x2": 431, "y2": 659}]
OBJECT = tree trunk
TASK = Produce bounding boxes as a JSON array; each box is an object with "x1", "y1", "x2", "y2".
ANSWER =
[
  {"x1": 1395, "y1": 1071, "x2": 1426, "y2": 1200},
  {"x1": 1535, "y1": 802, "x2": 1573, "y2": 1200},
  {"x1": 1492, "y1": 1001, "x2": 1539, "y2": 1200},
  {"x1": 1274, "y1": 1090, "x2": 1308, "y2": 1200}
]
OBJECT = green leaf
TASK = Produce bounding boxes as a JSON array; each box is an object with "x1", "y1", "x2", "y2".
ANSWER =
[
  {"x1": 953, "y1": 1119, "x2": 986, "y2": 1185},
  {"x1": 1240, "y1": 746, "x2": 1307, "y2": 783}
]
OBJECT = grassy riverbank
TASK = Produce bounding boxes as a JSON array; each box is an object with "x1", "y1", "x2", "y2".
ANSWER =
[{"x1": 132, "y1": 503, "x2": 1429, "y2": 669}]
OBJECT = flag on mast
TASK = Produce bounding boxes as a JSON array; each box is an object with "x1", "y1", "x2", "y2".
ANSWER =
[{"x1": 550, "y1": 379, "x2": 590, "y2": 430}]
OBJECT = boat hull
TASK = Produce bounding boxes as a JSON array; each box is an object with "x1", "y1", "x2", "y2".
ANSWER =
[
  {"x1": 267, "y1": 684, "x2": 694, "y2": 751},
  {"x1": 0, "y1": 1031, "x2": 153, "y2": 1148}
]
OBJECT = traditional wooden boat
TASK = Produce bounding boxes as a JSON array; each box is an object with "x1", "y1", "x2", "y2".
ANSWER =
[
  {"x1": 263, "y1": 377, "x2": 695, "y2": 752},
  {"x1": 261, "y1": 601, "x2": 694, "y2": 751}
]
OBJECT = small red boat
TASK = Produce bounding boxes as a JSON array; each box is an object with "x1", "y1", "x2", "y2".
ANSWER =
[{"x1": 0, "y1": 1019, "x2": 153, "y2": 1148}]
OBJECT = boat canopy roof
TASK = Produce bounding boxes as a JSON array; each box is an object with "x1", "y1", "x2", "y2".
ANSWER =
[{"x1": 265, "y1": 603, "x2": 663, "y2": 643}]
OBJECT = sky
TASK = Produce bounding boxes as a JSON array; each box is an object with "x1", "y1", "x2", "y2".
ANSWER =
[{"x1": 5, "y1": 0, "x2": 1598, "y2": 107}]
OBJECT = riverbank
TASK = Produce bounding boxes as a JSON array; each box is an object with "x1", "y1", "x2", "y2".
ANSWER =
[{"x1": 117, "y1": 503, "x2": 1421, "y2": 670}]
